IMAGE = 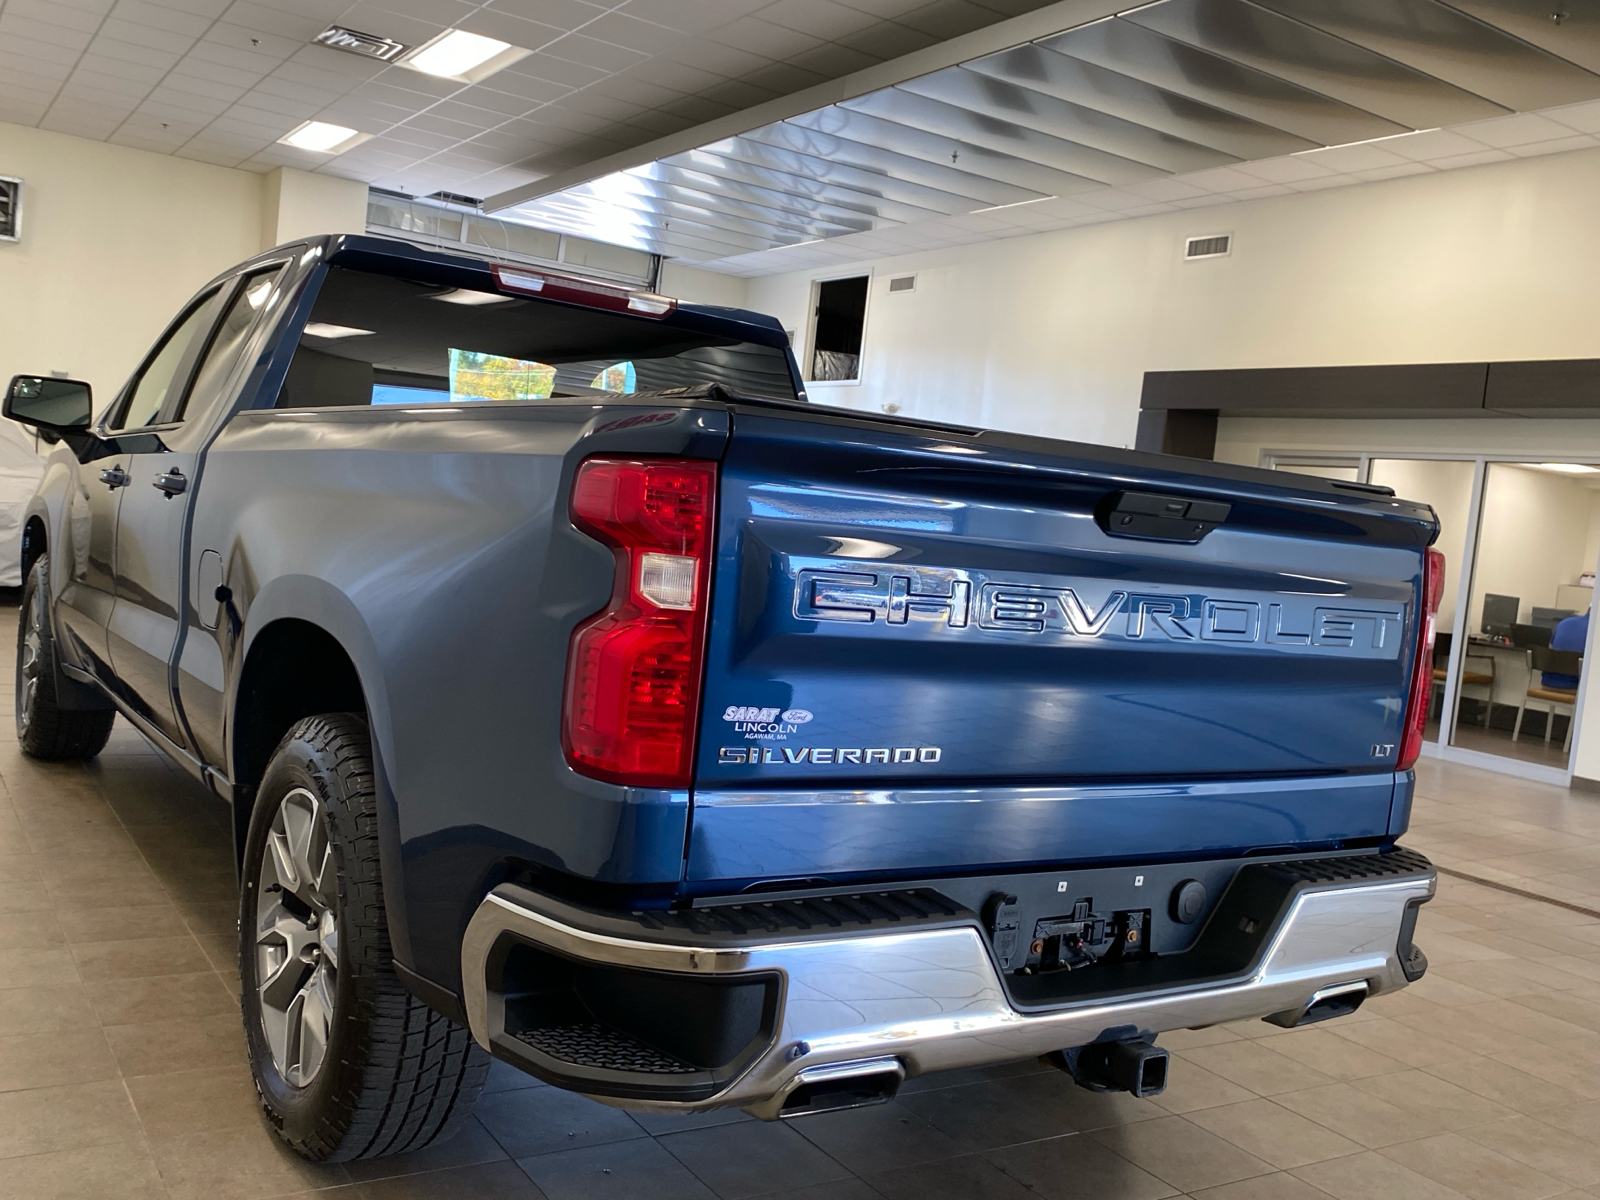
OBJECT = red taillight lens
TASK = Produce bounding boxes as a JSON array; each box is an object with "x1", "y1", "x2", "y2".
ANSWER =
[
  {"x1": 1397, "y1": 547, "x2": 1446, "y2": 771},
  {"x1": 562, "y1": 457, "x2": 716, "y2": 787}
]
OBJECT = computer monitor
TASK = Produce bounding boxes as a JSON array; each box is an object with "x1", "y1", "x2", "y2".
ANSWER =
[
  {"x1": 1531, "y1": 606, "x2": 1577, "y2": 630},
  {"x1": 1481, "y1": 593, "x2": 1520, "y2": 637},
  {"x1": 1512, "y1": 623, "x2": 1552, "y2": 649}
]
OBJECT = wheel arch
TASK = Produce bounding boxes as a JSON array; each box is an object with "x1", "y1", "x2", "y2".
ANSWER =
[{"x1": 226, "y1": 577, "x2": 399, "y2": 898}]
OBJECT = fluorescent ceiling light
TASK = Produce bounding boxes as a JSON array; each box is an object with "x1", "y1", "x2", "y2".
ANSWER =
[
  {"x1": 1534, "y1": 462, "x2": 1600, "y2": 474},
  {"x1": 431, "y1": 288, "x2": 514, "y2": 306},
  {"x1": 304, "y1": 322, "x2": 374, "y2": 339},
  {"x1": 402, "y1": 29, "x2": 527, "y2": 82},
  {"x1": 278, "y1": 120, "x2": 364, "y2": 153}
]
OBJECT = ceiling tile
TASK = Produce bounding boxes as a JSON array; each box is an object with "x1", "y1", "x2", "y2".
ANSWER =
[
  {"x1": 752, "y1": 0, "x2": 882, "y2": 40},
  {"x1": 108, "y1": 0, "x2": 214, "y2": 37},
  {"x1": 1230, "y1": 154, "x2": 1336, "y2": 183},
  {"x1": 236, "y1": 88, "x2": 323, "y2": 117},
  {"x1": 1425, "y1": 148, "x2": 1514, "y2": 170},
  {"x1": 455, "y1": 8, "x2": 567, "y2": 51},
  {"x1": 445, "y1": 86, "x2": 537, "y2": 118},
  {"x1": 475, "y1": 70, "x2": 573, "y2": 103},
  {"x1": 483, "y1": 0, "x2": 613, "y2": 33},
  {"x1": 62, "y1": 66, "x2": 162, "y2": 97},
  {"x1": 4, "y1": 0, "x2": 106, "y2": 33},
  {"x1": 140, "y1": 88, "x2": 237, "y2": 114},
  {"x1": 1457, "y1": 111, "x2": 1584, "y2": 148},
  {"x1": 169, "y1": 55, "x2": 266, "y2": 87},
  {"x1": 404, "y1": 111, "x2": 491, "y2": 138},
  {"x1": 835, "y1": 20, "x2": 939, "y2": 60},
  {"x1": 540, "y1": 32, "x2": 651, "y2": 73},
  {"x1": 894, "y1": 0, "x2": 1003, "y2": 39},
  {"x1": 737, "y1": 59, "x2": 828, "y2": 95},
  {"x1": 0, "y1": 33, "x2": 87, "y2": 67},
  {"x1": 618, "y1": 0, "x2": 765, "y2": 35},
  {"x1": 707, "y1": 16, "x2": 824, "y2": 58},
  {"x1": 622, "y1": 57, "x2": 730, "y2": 94},
  {"x1": 218, "y1": 1, "x2": 329, "y2": 41},
  {"x1": 1352, "y1": 162, "x2": 1432, "y2": 182},
  {"x1": 205, "y1": 21, "x2": 301, "y2": 57},
  {"x1": 698, "y1": 79, "x2": 782, "y2": 110},
  {"x1": 1548, "y1": 99, "x2": 1600, "y2": 134},
  {"x1": 0, "y1": 15, "x2": 96, "y2": 53},
  {"x1": 252, "y1": 71, "x2": 345, "y2": 106},
  {"x1": 548, "y1": 88, "x2": 647, "y2": 119},
  {"x1": 786, "y1": 41, "x2": 881, "y2": 76},
  {"x1": 142, "y1": 0, "x2": 234, "y2": 18},
  {"x1": 1373, "y1": 128, "x2": 1490, "y2": 163},
  {"x1": 579, "y1": 11, "x2": 689, "y2": 54},
  {"x1": 1506, "y1": 133, "x2": 1599, "y2": 157},
  {"x1": 365, "y1": 0, "x2": 478, "y2": 26},
  {"x1": 84, "y1": 36, "x2": 185, "y2": 72},
  {"x1": 1292, "y1": 142, "x2": 1410, "y2": 172},
  {"x1": 667, "y1": 42, "x2": 774, "y2": 80},
  {"x1": 506, "y1": 51, "x2": 610, "y2": 89},
  {"x1": 185, "y1": 39, "x2": 291, "y2": 74}
]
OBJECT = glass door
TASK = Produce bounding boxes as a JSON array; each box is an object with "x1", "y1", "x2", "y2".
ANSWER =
[
  {"x1": 1449, "y1": 462, "x2": 1599, "y2": 769},
  {"x1": 1367, "y1": 460, "x2": 1475, "y2": 745}
]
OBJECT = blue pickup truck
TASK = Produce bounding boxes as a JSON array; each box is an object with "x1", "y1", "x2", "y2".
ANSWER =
[{"x1": 4, "y1": 234, "x2": 1439, "y2": 1161}]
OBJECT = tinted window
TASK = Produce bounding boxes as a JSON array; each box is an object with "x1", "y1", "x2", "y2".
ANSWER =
[
  {"x1": 275, "y1": 267, "x2": 795, "y2": 409},
  {"x1": 177, "y1": 269, "x2": 281, "y2": 420},
  {"x1": 110, "y1": 290, "x2": 219, "y2": 430}
]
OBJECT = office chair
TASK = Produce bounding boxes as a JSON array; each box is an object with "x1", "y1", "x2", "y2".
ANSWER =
[
  {"x1": 1513, "y1": 646, "x2": 1583, "y2": 752},
  {"x1": 1435, "y1": 632, "x2": 1496, "y2": 726}
]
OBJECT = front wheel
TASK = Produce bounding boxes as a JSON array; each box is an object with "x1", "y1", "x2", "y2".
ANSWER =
[
  {"x1": 239, "y1": 713, "x2": 488, "y2": 1161},
  {"x1": 16, "y1": 554, "x2": 114, "y2": 760}
]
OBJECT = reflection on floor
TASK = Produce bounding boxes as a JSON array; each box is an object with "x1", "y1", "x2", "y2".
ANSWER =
[
  {"x1": 2, "y1": 604, "x2": 1600, "y2": 1198},
  {"x1": 1426, "y1": 718, "x2": 1574, "y2": 769}
]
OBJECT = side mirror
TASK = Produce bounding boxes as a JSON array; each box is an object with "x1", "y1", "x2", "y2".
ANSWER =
[{"x1": 4, "y1": 375, "x2": 93, "y2": 432}]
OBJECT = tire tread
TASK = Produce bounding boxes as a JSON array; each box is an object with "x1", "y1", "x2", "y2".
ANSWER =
[{"x1": 247, "y1": 713, "x2": 488, "y2": 1162}]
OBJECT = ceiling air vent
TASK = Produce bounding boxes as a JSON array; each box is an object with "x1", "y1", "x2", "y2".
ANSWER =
[
  {"x1": 428, "y1": 191, "x2": 483, "y2": 208},
  {"x1": 0, "y1": 176, "x2": 19, "y2": 242},
  {"x1": 314, "y1": 26, "x2": 408, "y2": 61},
  {"x1": 1185, "y1": 234, "x2": 1231, "y2": 260},
  {"x1": 888, "y1": 274, "x2": 916, "y2": 293}
]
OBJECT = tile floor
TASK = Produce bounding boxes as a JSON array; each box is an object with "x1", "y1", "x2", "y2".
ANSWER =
[{"x1": 2, "y1": 603, "x2": 1599, "y2": 1199}]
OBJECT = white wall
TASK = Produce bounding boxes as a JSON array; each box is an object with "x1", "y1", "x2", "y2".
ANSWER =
[
  {"x1": 659, "y1": 260, "x2": 750, "y2": 310},
  {"x1": 0, "y1": 122, "x2": 265, "y2": 403},
  {"x1": 746, "y1": 146, "x2": 1600, "y2": 447},
  {"x1": 1367, "y1": 458, "x2": 1476, "y2": 635},
  {"x1": 261, "y1": 167, "x2": 367, "y2": 249}
]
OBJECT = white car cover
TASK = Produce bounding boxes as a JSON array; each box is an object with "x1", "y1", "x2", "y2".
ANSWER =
[{"x1": 0, "y1": 421, "x2": 45, "y2": 587}]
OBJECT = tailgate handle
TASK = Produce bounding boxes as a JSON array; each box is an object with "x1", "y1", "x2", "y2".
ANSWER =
[{"x1": 1102, "y1": 491, "x2": 1230, "y2": 543}]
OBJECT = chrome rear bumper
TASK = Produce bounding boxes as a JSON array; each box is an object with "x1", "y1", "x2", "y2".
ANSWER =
[{"x1": 461, "y1": 863, "x2": 1434, "y2": 1118}]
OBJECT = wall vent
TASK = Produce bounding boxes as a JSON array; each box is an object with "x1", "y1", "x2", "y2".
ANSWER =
[
  {"x1": 1185, "y1": 234, "x2": 1231, "y2": 260},
  {"x1": 314, "y1": 26, "x2": 408, "y2": 61},
  {"x1": 888, "y1": 274, "x2": 916, "y2": 293},
  {"x1": 0, "y1": 176, "x2": 18, "y2": 242}
]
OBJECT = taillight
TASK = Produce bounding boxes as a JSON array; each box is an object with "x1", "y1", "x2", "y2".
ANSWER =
[
  {"x1": 1397, "y1": 547, "x2": 1446, "y2": 771},
  {"x1": 562, "y1": 457, "x2": 716, "y2": 787}
]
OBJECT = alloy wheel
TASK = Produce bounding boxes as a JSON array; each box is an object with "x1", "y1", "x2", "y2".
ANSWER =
[
  {"x1": 18, "y1": 589, "x2": 41, "y2": 733},
  {"x1": 255, "y1": 787, "x2": 340, "y2": 1088}
]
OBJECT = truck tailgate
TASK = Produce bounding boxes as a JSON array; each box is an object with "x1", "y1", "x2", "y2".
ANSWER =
[{"x1": 687, "y1": 410, "x2": 1435, "y2": 884}]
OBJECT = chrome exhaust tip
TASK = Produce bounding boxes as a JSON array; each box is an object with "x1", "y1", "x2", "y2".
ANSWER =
[{"x1": 1264, "y1": 980, "x2": 1369, "y2": 1029}]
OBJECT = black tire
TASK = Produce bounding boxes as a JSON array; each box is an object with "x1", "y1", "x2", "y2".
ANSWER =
[
  {"x1": 239, "y1": 713, "x2": 488, "y2": 1161},
  {"x1": 16, "y1": 554, "x2": 115, "y2": 760}
]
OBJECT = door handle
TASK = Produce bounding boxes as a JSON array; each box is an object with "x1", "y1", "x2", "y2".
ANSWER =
[
  {"x1": 99, "y1": 466, "x2": 130, "y2": 489},
  {"x1": 153, "y1": 468, "x2": 187, "y2": 498}
]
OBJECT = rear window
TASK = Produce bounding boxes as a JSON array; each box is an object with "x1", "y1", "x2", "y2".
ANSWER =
[{"x1": 275, "y1": 266, "x2": 796, "y2": 408}]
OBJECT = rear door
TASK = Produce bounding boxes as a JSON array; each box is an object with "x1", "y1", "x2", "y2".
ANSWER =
[
  {"x1": 109, "y1": 266, "x2": 285, "y2": 749},
  {"x1": 688, "y1": 411, "x2": 1434, "y2": 882}
]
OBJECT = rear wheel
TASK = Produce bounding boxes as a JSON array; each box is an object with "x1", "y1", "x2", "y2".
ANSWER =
[
  {"x1": 16, "y1": 555, "x2": 114, "y2": 760},
  {"x1": 240, "y1": 713, "x2": 488, "y2": 1161}
]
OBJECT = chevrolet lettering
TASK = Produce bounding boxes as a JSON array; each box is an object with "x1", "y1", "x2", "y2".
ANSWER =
[{"x1": 793, "y1": 563, "x2": 1405, "y2": 658}]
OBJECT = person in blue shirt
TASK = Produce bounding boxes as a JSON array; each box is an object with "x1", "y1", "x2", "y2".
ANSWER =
[{"x1": 1544, "y1": 609, "x2": 1589, "y2": 689}]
